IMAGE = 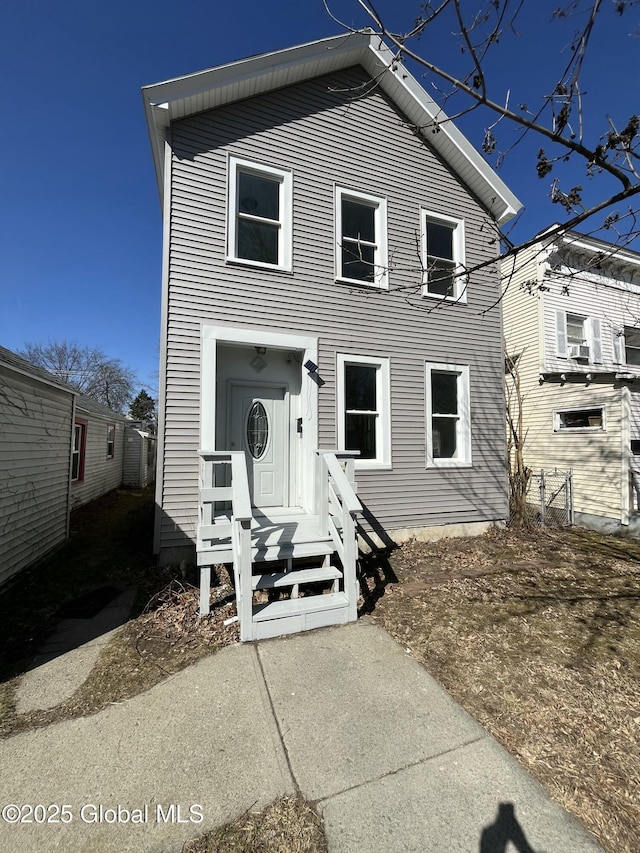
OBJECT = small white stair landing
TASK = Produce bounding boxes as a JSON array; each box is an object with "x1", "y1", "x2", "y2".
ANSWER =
[{"x1": 197, "y1": 450, "x2": 361, "y2": 642}]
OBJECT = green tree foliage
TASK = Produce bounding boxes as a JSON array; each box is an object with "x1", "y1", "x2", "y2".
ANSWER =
[{"x1": 129, "y1": 389, "x2": 157, "y2": 431}]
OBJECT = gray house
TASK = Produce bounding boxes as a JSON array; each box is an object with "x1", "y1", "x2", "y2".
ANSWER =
[
  {"x1": 142, "y1": 32, "x2": 522, "y2": 640},
  {"x1": 0, "y1": 346, "x2": 138, "y2": 585}
]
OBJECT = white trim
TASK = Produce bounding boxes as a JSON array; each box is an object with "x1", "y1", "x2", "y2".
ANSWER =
[
  {"x1": 553, "y1": 405, "x2": 606, "y2": 432},
  {"x1": 425, "y1": 362, "x2": 471, "y2": 467},
  {"x1": 336, "y1": 353, "x2": 391, "y2": 469},
  {"x1": 227, "y1": 156, "x2": 292, "y2": 271},
  {"x1": 153, "y1": 135, "x2": 173, "y2": 555},
  {"x1": 334, "y1": 186, "x2": 388, "y2": 289},
  {"x1": 421, "y1": 210, "x2": 467, "y2": 302},
  {"x1": 621, "y1": 385, "x2": 630, "y2": 525},
  {"x1": 201, "y1": 324, "x2": 318, "y2": 510},
  {"x1": 142, "y1": 32, "x2": 522, "y2": 222}
]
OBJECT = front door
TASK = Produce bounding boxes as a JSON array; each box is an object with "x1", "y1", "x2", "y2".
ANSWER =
[{"x1": 228, "y1": 383, "x2": 289, "y2": 508}]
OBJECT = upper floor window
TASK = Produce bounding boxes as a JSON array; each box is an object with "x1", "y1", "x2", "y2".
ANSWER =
[
  {"x1": 227, "y1": 157, "x2": 292, "y2": 271},
  {"x1": 421, "y1": 212, "x2": 466, "y2": 301},
  {"x1": 555, "y1": 311, "x2": 602, "y2": 363},
  {"x1": 107, "y1": 424, "x2": 115, "y2": 459},
  {"x1": 337, "y1": 354, "x2": 391, "y2": 468},
  {"x1": 624, "y1": 325, "x2": 640, "y2": 366},
  {"x1": 425, "y1": 363, "x2": 471, "y2": 467},
  {"x1": 335, "y1": 188, "x2": 388, "y2": 288}
]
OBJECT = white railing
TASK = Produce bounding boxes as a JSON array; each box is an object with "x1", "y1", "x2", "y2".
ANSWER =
[
  {"x1": 197, "y1": 451, "x2": 252, "y2": 631},
  {"x1": 316, "y1": 451, "x2": 362, "y2": 620}
]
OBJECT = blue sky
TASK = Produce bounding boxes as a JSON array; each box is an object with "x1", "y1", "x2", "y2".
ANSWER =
[{"x1": 1, "y1": 1, "x2": 638, "y2": 392}]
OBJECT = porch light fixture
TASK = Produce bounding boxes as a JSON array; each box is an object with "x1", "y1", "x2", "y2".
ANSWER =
[
  {"x1": 255, "y1": 346, "x2": 266, "y2": 355},
  {"x1": 304, "y1": 359, "x2": 318, "y2": 373}
]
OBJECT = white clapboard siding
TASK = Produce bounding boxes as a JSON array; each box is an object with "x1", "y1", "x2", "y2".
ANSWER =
[
  {"x1": 158, "y1": 66, "x2": 509, "y2": 558},
  {"x1": 0, "y1": 365, "x2": 74, "y2": 584}
]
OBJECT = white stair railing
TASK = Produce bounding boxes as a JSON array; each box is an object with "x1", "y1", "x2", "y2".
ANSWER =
[
  {"x1": 316, "y1": 451, "x2": 362, "y2": 620},
  {"x1": 197, "y1": 451, "x2": 252, "y2": 631}
]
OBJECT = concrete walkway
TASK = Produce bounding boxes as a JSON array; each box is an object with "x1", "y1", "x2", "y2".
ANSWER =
[{"x1": 0, "y1": 620, "x2": 603, "y2": 853}]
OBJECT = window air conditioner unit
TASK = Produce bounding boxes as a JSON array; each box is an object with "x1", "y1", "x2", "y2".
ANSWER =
[{"x1": 568, "y1": 344, "x2": 590, "y2": 359}]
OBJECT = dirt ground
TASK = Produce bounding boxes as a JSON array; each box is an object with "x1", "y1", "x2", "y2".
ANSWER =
[
  {"x1": 1, "y1": 490, "x2": 637, "y2": 852},
  {"x1": 360, "y1": 526, "x2": 640, "y2": 853}
]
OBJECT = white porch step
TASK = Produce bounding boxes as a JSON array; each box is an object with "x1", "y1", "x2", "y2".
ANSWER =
[{"x1": 251, "y1": 565, "x2": 342, "y2": 591}]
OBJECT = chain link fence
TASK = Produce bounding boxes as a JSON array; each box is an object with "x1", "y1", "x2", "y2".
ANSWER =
[{"x1": 522, "y1": 469, "x2": 573, "y2": 528}]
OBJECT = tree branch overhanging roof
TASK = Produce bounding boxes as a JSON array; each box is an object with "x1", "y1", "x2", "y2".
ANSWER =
[{"x1": 142, "y1": 30, "x2": 522, "y2": 224}]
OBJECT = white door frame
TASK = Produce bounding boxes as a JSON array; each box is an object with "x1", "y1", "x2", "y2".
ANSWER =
[{"x1": 201, "y1": 324, "x2": 319, "y2": 511}]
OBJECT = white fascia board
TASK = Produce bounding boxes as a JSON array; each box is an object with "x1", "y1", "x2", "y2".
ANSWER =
[
  {"x1": 142, "y1": 30, "x2": 522, "y2": 222},
  {"x1": 362, "y1": 38, "x2": 522, "y2": 224}
]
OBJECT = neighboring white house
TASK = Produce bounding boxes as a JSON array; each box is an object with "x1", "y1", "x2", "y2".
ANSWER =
[
  {"x1": 503, "y1": 228, "x2": 640, "y2": 533},
  {"x1": 0, "y1": 346, "x2": 148, "y2": 585},
  {"x1": 142, "y1": 32, "x2": 522, "y2": 639}
]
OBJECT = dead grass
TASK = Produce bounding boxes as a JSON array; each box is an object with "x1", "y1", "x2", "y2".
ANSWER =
[
  {"x1": 181, "y1": 796, "x2": 327, "y2": 853},
  {"x1": 362, "y1": 525, "x2": 640, "y2": 853},
  {"x1": 0, "y1": 488, "x2": 240, "y2": 737}
]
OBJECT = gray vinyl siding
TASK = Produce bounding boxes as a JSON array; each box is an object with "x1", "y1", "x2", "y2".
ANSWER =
[
  {"x1": 0, "y1": 365, "x2": 73, "y2": 584},
  {"x1": 160, "y1": 67, "x2": 508, "y2": 555},
  {"x1": 123, "y1": 428, "x2": 156, "y2": 488},
  {"x1": 71, "y1": 412, "x2": 124, "y2": 508}
]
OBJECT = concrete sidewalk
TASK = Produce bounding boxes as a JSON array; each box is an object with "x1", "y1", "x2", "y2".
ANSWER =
[{"x1": 0, "y1": 619, "x2": 603, "y2": 853}]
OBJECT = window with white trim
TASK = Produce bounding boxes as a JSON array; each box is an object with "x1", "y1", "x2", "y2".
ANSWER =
[
  {"x1": 425, "y1": 363, "x2": 471, "y2": 466},
  {"x1": 555, "y1": 311, "x2": 602, "y2": 362},
  {"x1": 227, "y1": 157, "x2": 292, "y2": 270},
  {"x1": 72, "y1": 419, "x2": 87, "y2": 482},
  {"x1": 554, "y1": 406, "x2": 604, "y2": 431},
  {"x1": 624, "y1": 325, "x2": 640, "y2": 366},
  {"x1": 421, "y1": 212, "x2": 466, "y2": 300},
  {"x1": 106, "y1": 424, "x2": 115, "y2": 459},
  {"x1": 335, "y1": 188, "x2": 388, "y2": 288},
  {"x1": 337, "y1": 354, "x2": 391, "y2": 467}
]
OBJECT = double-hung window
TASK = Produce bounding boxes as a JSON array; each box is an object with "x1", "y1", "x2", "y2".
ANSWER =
[
  {"x1": 106, "y1": 424, "x2": 115, "y2": 459},
  {"x1": 227, "y1": 157, "x2": 292, "y2": 270},
  {"x1": 337, "y1": 354, "x2": 391, "y2": 468},
  {"x1": 422, "y1": 212, "x2": 466, "y2": 301},
  {"x1": 425, "y1": 363, "x2": 471, "y2": 467},
  {"x1": 335, "y1": 188, "x2": 388, "y2": 288},
  {"x1": 555, "y1": 311, "x2": 602, "y2": 362},
  {"x1": 72, "y1": 419, "x2": 87, "y2": 482},
  {"x1": 624, "y1": 325, "x2": 640, "y2": 366}
]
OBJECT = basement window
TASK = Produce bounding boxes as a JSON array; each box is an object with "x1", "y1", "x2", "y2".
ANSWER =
[{"x1": 554, "y1": 407, "x2": 604, "y2": 431}]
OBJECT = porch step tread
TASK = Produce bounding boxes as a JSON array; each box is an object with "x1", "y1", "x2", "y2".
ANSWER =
[
  {"x1": 252, "y1": 592, "x2": 349, "y2": 622},
  {"x1": 251, "y1": 566, "x2": 342, "y2": 591}
]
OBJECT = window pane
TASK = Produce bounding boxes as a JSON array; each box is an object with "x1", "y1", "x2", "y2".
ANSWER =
[
  {"x1": 345, "y1": 364, "x2": 377, "y2": 410},
  {"x1": 566, "y1": 314, "x2": 585, "y2": 344},
  {"x1": 431, "y1": 372, "x2": 458, "y2": 415},
  {"x1": 558, "y1": 408, "x2": 602, "y2": 429},
  {"x1": 342, "y1": 243, "x2": 375, "y2": 282},
  {"x1": 238, "y1": 172, "x2": 279, "y2": 220},
  {"x1": 342, "y1": 199, "x2": 375, "y2": 243},
  {"x1": 346, "y1": 413, "x2": 377, "y2": 459},
  {"x1": 427, "y1": 221, "x2": 454, "y2": 260},
  {"x1": 72, "y1": 451, "x2": 79, "y2": 480},
  {"x1": 432, "y1": 417, "x2": 457, "y2": 458},
  {"x1": 427, "y1": 257, "x2": 455, "y2": 296},
  {"x1": 238, "y1": 219, "x2": 279, "y2": 264}
]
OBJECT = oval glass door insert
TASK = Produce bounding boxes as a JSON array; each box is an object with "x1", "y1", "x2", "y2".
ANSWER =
[{"x1": 246, "y1": 401, "x2": 269, "y2": 459}]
